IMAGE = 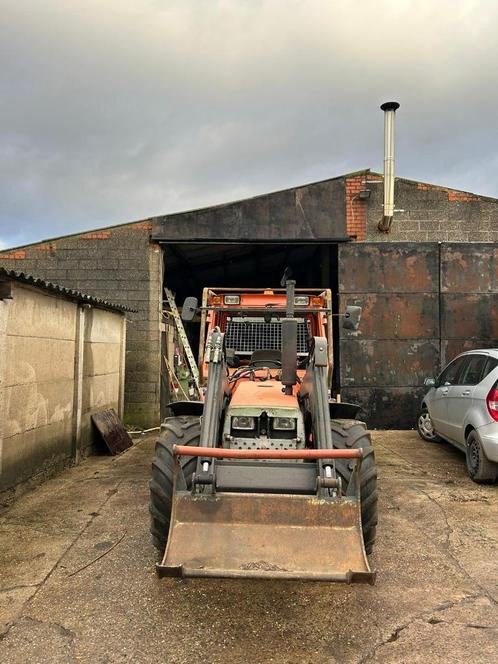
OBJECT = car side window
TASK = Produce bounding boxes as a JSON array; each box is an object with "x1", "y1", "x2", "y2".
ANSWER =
[
  {"x1": 480, "y1": 356, "x2": 498, "y2": 382},
  {"x1": 459, "y1": 355, "x2": 488, "y2": 386},
  {"x1": 437, "y1": 356, "x2": 466, "y2": 387}
]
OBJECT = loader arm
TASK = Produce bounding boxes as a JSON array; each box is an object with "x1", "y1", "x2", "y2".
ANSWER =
[
  {"x1": 298, "y1": 336, "x2": 344, "y2": 497},
  {"x1": 157, "y1": 334, "x2": 375, "y2": 583},
  {"x1": 193, "y1": 328, "x2": 229, "y2": 488},
  {"x1": 198, "y1": 328, "x2": 227, "y2": 448},
  {"x1": 151, "y1": 280, "x2": 376, "y2": 583}
]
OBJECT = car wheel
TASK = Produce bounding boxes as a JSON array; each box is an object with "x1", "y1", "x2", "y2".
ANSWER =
[
  {"x1": 417, "y1": 408, "x2": 442, "y2": 443},
  {"x1": 466, "y1": 431, "x2": 498, "y2": 484}
]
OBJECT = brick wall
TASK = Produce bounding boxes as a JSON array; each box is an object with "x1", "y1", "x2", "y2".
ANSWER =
[
  {"x1": 0, "y1": 223, "x2": 162, "y2": 428},
  {"x1": 345, "y1": 175, "x2": 367, "y2": 240},
  {"x1": 366, "y1": 176, "x2": 498, "y2": 242}
]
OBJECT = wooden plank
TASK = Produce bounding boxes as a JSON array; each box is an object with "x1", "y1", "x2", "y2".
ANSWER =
[{"x1": 91, "y1": 409, "x2": 133, "y2": 455}]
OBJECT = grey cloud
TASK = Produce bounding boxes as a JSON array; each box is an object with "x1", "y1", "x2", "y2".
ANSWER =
[{"x1": 1, "y1": 0, "x2": 498, "y2": 247}]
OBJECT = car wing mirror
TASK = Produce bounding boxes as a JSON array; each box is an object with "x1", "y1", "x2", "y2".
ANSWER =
[
  {"x1": 181, "y1": 296, "x2": 198, "y2": 322},
  {"x1": 424, "y1": 377, "x2": 436, "y2": 387},
  {"x1": 342, "y1": 305, "x2": 362, "y2": 331}
]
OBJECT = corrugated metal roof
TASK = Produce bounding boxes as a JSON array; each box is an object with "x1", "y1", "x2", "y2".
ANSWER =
[{"x1": 0, "y1": 268, "x2": 134, "y2": 313}]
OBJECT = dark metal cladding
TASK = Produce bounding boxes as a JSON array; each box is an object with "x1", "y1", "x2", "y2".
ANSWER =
[
  {"x1": 341, "y1": 387, "x2": 428, "y2": 429},
  {"x1": 441, "y1": 293, "x2": 498, "y2": 340},
  {"x1": 441, "y1": 243, "x2": 498, "y2": 293},
  {"x1": 338, "y1": 241, "x2": 497, "y2": 428},
  {"x1": 151, "y1": 178, "x2": 348, "y2": 241},
  {"x1": 338, "y1": 242, "x2": 439, "y2": 293},
  {"x1": 340, "y1": 293, "x2": 439, "y2": 339},
  {"x1": 338, "y1": 242, "x2": 440, "y2": 428},
  {"x1": 340, "y1": 339, "x2": 440, "y2": 388},
  {"x1": 442, "y1": 340, "x2": 498, "y2": 366},
  {"x1": 440, "y1": 243, "x2": 498, "y2": 366}
]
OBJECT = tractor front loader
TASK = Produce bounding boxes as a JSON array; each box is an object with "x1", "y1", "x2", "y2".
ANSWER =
[{"x1": 150, "y1": 278, "x2": 377, "y2": 583}]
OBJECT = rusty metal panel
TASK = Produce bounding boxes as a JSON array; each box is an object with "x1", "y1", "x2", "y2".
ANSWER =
[
  {"x1": 440, "y1": 243, "x2": 497, "y2": 366},
  {"x1": 441, "y1": 340, "x2": 498, "y2": 367},
  {"x1": 441, "y1": 293, "x2": 498, "y2": 340},
  {"x1": 441, "y1": 243, "x2": 498, "y2": 293},
  {"x1": 338, "y1": 242, "x2": 438, "y2": 293},
  {"x1": 340, "y1": 387, "x2": 427, "y2": 429},
  {"x1": 341, "y1": 293, "x2": 438, "y2": 339},
  {"x1": 338, "y1": 241, "x2": 497, "y2": 429},
  {"x1": 338, "y1": 242, "x2": 440, "y2": 428},
  {"x1": 340, "y1": 340, "x2": 439, "y2": 388}
]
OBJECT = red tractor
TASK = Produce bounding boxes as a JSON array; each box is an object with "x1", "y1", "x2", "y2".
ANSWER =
[{"x1": 150, "y1": 275, "x2": 377, "y2": 582}]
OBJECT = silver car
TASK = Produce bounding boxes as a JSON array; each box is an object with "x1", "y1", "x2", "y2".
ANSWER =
[{"x1": 417, "y1": 349, "x2": 498, "y2": 484}]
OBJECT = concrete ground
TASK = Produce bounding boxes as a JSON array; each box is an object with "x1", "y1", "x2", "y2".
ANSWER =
[{"x1": 0, "y1": 431, "x2": 497, "y2": 664}]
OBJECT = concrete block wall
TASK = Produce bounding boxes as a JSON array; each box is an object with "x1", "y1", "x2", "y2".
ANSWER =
[
  {"x1": 0, "y1": 281, "x2": 126, "y2": 502},
  {"x1": 80, "y1": 307, "x2": 127, "y2": 456},
  {"x1": 0, "y1": 222, "x2": 162, "y2": 428},
  {"x1": 364, "y1": 175, "x2": 498, "y2": 242},
  {"x1": 0, "y1": 284, "x2": 76, "y2": 499}
]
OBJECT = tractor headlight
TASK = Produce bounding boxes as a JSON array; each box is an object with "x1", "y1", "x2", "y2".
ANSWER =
[
  {"x1": 232, "y1": 416, "x2": 256, "y2": 430},
  {"x1": 224, "y1": 295, "x2": 240, "y2": 305},
  {"x1": 294, "y1": 296, "x2": 310, "y2": 306},
  {"x1": 272, "y1": 417, "x2": 296, "y2": 431}
]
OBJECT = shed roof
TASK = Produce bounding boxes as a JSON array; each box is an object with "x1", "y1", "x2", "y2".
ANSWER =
[
  {"x1": 1, "y1": 168, "x2": 497, "y2": 251},
  {"x1": 0, "y1": 268, "x2": 133, "y2": 313}
]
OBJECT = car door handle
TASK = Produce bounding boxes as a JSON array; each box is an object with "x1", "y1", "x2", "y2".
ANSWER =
[{"x1": 461, "y1": 390, "x2": 471, "y2": 396}]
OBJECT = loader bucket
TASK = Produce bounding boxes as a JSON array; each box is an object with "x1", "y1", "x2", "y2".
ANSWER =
[{"x1": 157, "y1": 477, "x2": 375, "y2": 583}]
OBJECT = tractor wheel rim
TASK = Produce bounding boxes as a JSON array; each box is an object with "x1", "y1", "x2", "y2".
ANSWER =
[
  {"x1": 419, "y1": 413, "x2": 436, "y2": 439},
  {"x1": 468, "y1": 439, "x2": 479, "y2": 473}
]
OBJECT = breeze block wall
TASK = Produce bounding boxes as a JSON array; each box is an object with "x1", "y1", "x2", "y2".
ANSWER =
[
  {"x1": 0, "y1": 224, "x2": 162, "y2": 428},
  {"x1": 365, "y1": 176, "x2": 498, "y2": 242},
  {"x1": 80, "y1": 306, "x2": 127, "y2": 455}
]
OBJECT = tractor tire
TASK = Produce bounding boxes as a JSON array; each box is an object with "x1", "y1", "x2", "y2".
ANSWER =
[
  {"x1": 149, "y1": 415, "x2": 201, "y2": 553},
  {"x1": 466, "y1": 430, "x2": 498, "y2": 484},
  {"x1": 330, "y1": 419, "x2": 378, "y2": 555}
]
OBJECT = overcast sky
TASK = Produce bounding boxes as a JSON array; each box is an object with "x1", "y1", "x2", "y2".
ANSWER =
[{"x1": 1, "y1": 0, "x2": 498, "y2": 248}]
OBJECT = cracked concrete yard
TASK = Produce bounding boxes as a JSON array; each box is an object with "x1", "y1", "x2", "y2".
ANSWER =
[{"x1": 1, "y1": 431, "x2": 497, "y2": 663}]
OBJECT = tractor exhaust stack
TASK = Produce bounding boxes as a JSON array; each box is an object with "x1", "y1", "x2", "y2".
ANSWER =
[{"x1": 378, "y1": 101, "x2": 400, "y2": 233}]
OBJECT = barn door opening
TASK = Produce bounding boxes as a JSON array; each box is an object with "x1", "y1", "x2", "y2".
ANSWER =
[{"x1": 160, "y1": 242, "x2": 340, "y2": 415}]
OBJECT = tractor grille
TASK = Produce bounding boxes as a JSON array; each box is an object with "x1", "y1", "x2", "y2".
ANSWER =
[{"x1": 224, "y1": 318, "x2": 310, "y2": 356}]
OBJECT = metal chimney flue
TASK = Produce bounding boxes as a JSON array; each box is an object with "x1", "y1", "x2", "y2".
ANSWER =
[{"x1": 378, "y1": 101, "x2": 400, "y2": 233}]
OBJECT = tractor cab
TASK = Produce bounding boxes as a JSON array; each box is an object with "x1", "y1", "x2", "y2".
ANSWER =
[{"x1": 191, "y1": 287, "x2": 333, "y2": 385}]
